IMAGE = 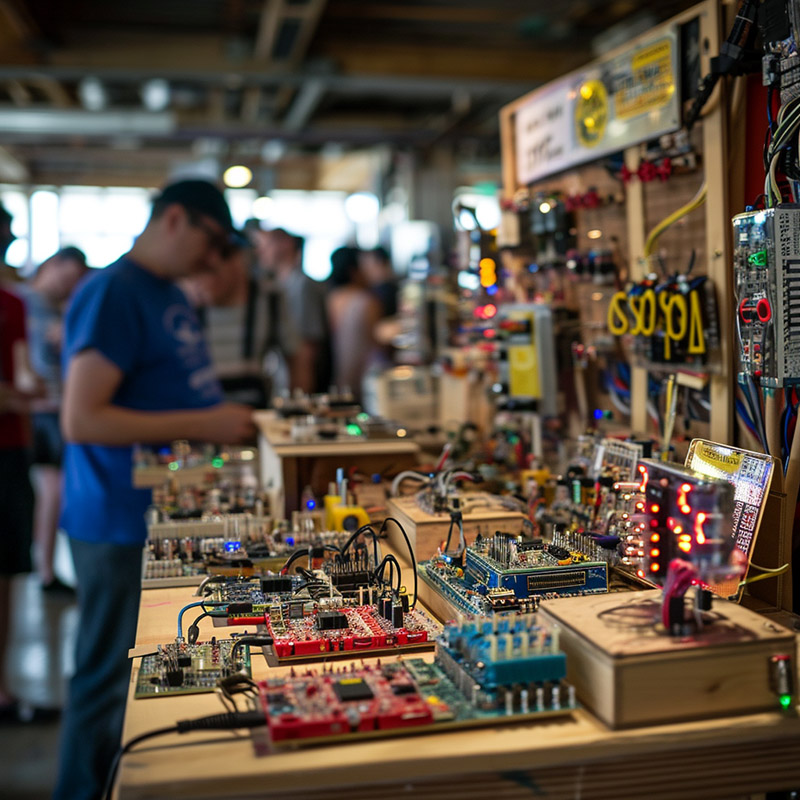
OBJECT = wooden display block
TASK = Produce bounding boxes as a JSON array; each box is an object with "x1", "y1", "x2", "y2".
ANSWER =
[
  {"x1": 540, "y1": 590, "x2": 797, "y2": 729},
  {"x1": 385, "y1": 494, "x2": 527, "y2": 560}
]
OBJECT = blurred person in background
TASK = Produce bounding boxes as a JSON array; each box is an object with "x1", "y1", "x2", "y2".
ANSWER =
[
  {"x1": 181, "y1": 235, "x2": 270, "y2": 407},
  {"x1": 253, "y1": 227, "x2": 328, "y2": 395},
  {"x1": 0, "y1": 204, "x2": 42, "y2": 720},
  {"x1": 326, "y1": 246, "x2": 381, "y2": 402},
  {"x1": 360, "y1": 245, "x2": 398, "y2": 318},
  {"x1": 54, "y1": 180, "x2": 255, "y2": 800},
  {"x1": 16, "y1": 246, "x2": 88, "y2": 593}
]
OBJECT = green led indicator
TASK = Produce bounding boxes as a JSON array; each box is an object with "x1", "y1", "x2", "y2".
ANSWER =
[
  {"x1": 346, "y1": 423, "x2": 362, "y2": 436},
  {"x1": 211, "y1": 457, "x2": 224, "y2": 468},
  {"x1": 167, "y1": 461, "x2": 180, "y2": 471},
  {"x1": 748, "y1": 250, "x2": 768, "y2": 267},
  {"x1": 780, "y1": 694, "x2": 793, "y2": 709},
  {"x1": 356, "y1": 412, "x2": 370, "y2": 421}
]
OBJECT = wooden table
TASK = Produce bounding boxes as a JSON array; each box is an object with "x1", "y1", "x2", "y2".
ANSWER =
[
  {"x1": 254, "y1": 410, "x2": 420, "y2": 515},
  {"x1": 118, "y1": 578, "x2": 800, "y2": 800}
]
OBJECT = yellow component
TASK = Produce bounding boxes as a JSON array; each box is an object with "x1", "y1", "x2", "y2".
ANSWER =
[
  {"x1": 324, "y1": 494, "x2": 342, "y2": 529},
  {"x1": 607, "y1": 291, "x2": 630, "y2": 335},
  {"x1": 557, "y1": 558, "x2": 572, "y2": 566},
  {"x1": 507, "y1": 311, "x2": 540, "y2": 398},
  {"x1": 479, "y1": 257, "x2": 497, "y2": 287},
  {"x1": 328, "y1": 504, "x2": 371, "y2": 532},
  {"x1": 659, "y1": 292, "x2": 688, "y2": 361},
  {"x1": 339, "y1": 678, "x2": 365, "y2": 685},
  {"x1": 520, "y1": 468, "x2": 550, "y2": 489},
  {"x1": 629, "y1": 289, "x2": 657, "y2": 337},
  {"x1": 687, "y1": 290, "x2": 706, "y2": 354},
  {"x1": 574, "y1": 79, "x2": 608, "y2": 147},
  {"x1": 427, "y1": 696, "x2": 441, "y2": 705}
]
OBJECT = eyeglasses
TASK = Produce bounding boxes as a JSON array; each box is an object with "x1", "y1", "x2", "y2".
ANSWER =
[{"x1": 186, "y1": 210, "x2": 232, "y2": 257}]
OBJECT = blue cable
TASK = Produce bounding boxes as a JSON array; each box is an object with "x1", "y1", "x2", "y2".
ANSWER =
[{"x1": 177, "y1": 601, "x2": 227, "y2": 640}]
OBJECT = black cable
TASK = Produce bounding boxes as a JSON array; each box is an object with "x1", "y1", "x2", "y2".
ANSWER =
[
  {"x1": 103, "y1": 711, "x2": 265, "y2": 800},
  {"x1": 378, "y1": 517, "x2": 417, "y2": 609},
  {"x1": 339, "y1": 523, "x2": 380, "y2": 565},
  {"x1": 281, "y1": 544, "x2": 342, "y2": 575},
  {"x1": 187, "y1": 611, "x2": 212, "y2": 644},
  {"x1": 230, "y1": 634, "x2": 273, "y2": 665},
  {"x1": 375, "y1": 553, "x2": 402, "y2": 594}
]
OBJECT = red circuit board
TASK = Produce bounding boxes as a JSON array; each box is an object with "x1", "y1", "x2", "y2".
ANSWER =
[
  {"x1": 260, "y1": 605, "x2": 440, "y2": 663},
  {"x1": 259, "y1": 662, "x2": 435, "y2": 742}
]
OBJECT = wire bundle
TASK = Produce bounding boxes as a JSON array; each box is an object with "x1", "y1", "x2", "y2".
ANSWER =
[{"x1": 660, "y1": 558, "x2": 698, "y2": 630}]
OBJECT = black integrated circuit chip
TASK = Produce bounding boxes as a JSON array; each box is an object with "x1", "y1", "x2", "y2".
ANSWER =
[{"x1": 333, "y1": 679, "x2": 374, "y2": 702}]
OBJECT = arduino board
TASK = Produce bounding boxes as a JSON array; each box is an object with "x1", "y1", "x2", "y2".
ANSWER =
[
  {"x1": 262, "y1": 601, "x2": 440, "y2": 664},
  {"x1": 419, "y1": 532, "x2": 608, "y2": 618},
  {"x1": 258, "y1": 611, "x2": 574, "y2": 747}
]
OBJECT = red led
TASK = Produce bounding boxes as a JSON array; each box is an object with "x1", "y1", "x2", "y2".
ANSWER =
[
  {"x1": 650, "y1": 563, "x2": 660, "y2": 572},
  {"x1": 650, "y1": 548, "x2": 660, "y2": 557},
  {"x1": 484, "y1": 303, "x2": 497, "y2": 318},
  {"x1": 650, "y1": 503, "x2": 660, "y2": 514}
]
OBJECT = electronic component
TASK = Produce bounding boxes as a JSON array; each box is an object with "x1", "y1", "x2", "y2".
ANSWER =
[
  {"x1": 733, "y1": 205, "x2": 800, "y2": 386},
  {"x1": 258, "y1": 611, "x2": 574, "y2": 747},
  {"x1": 262, "y1": 602, "x2": 440, "y2": 664},
  {"x1": 628, "y1": 460, "x2": 739, "y2": 587},
  {"x1": 685, "y1": 439, "x2": 776, "y2": 599},
  {"x1": 418, "y1": 531, "x2": 608, "y2": 618},
  {"x1": 135, "y1": 639, "x2": 251, "y2": 699}
]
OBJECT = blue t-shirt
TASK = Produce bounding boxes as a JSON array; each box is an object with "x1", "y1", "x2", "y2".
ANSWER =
[{"x1": 61, "y1": 257, "x2": 223, "y2": 545}]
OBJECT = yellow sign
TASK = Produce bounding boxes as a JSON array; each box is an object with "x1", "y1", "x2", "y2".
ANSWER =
[
  {"x1": 615, "y1": 38, "x2": 675, "y2": 120},
  {"x1": 508, "y1": 312, "x2": 541, "y2": 398},
  {"x1": 575, "y1": 79, "x2": 608, "y2": 148}
]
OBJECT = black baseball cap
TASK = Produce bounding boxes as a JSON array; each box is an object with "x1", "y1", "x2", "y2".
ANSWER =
[{"x1": 153, "y1": 179, "x2": 233, "y2": 233}]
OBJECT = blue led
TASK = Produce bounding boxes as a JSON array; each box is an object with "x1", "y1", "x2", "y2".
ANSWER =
[
  {"x1": 593, "y1": 408, "x2": 604, "y2": 420},
  {"x1": 305, "y1": 499, "x2": 316, "y2": 510},
  {"x1": 224, "y1": 541, "x2": 241, "y2": 552},
  {"x1": 285, "y1": 536, "x2": 295, "y2": 547},
  {"x1": 486, "y1": 285, "x2": 498, "y2": 296}
]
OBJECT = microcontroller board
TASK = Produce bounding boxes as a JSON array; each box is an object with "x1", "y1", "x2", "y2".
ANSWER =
[
  {"x1": 258, "y1": 611, "x2": 574, "y2": 747},
  {"x1": 263, "y1": 601, "x2": 440, "y2": 664},
  {"x1": 135, "y1": 638, "x2": 252, "y2": 699},
  {"x1": 419, "y1": 531, "x2": 608, "y2": 617}
]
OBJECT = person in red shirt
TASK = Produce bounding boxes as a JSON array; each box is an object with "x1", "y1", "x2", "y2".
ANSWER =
[
  {"x1": 0, "y1": 204, "x2": 41, "y2": 720},
  {"x1": 0, "y1": 284, "x2": 35, "y2": 717}
]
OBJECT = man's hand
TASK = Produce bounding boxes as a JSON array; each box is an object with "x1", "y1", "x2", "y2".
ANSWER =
[{"x1": 200, "y1": 403, "x2": 256, "y2": 444}]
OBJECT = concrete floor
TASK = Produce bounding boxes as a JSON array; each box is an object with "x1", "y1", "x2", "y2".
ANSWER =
[{"x1": 1, "y1": 535, "x2": 78, "y2": 800}]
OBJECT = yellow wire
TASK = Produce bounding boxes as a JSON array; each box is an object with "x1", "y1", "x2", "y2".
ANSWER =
[
  {"x1": 736, "y1": 562, "x2": 790, "y2": 590},
  {"x1": 643, "y1": 181, "x2": 708, "y2": 258}
]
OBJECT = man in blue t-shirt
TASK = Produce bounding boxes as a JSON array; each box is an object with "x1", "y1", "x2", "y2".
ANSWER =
[{"x1": 54, "y1": 180, "x2": 255, "y2": 800}]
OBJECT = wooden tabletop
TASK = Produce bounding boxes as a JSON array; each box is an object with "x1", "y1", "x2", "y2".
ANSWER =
[
  {"x1": 253, "y1": 410, "x2": 420, "y2": 456},
  {"x1": 118, "y1": 583, "x2": 800, "y2": 800}
]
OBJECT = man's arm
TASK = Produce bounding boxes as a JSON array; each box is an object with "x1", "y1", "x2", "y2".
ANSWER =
[
  {"x1": 62, "y1": 349, "x2": 255, "y2": 445},
  {"x1": 289, "y1": 339, "x2": 319, "y2": 394}
]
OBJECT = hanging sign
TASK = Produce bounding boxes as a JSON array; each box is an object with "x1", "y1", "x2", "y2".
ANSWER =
[{"x1": 515, "y1": 29, "x2": 679, "y2": 185}]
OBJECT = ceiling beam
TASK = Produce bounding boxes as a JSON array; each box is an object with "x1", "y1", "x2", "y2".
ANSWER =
[
  {"x1": 282, "y1": 78, "x2": 325, "y2": 132},
  {"x1": 253, "y1": 0, "x2": 283, "y2": 62},
  {"x1": 5, "y1": 79, "x2": 31, "y2": 106},
  {"x1": 0, "y1": 65, "x2": 534, "y2": 98}
]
